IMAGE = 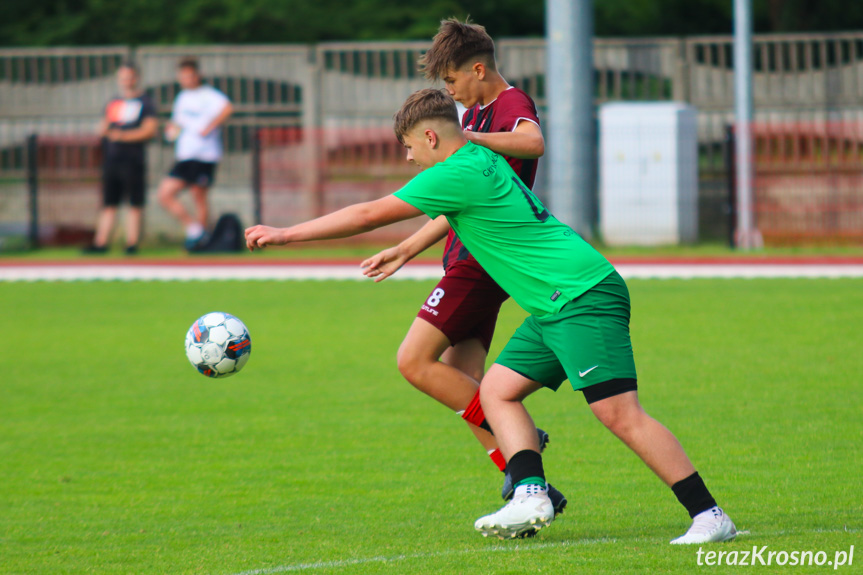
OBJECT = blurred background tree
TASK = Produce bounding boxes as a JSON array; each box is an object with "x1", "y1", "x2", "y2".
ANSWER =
[{"x1": 1, "y1": 0, "x2": 862, "y2": 46}]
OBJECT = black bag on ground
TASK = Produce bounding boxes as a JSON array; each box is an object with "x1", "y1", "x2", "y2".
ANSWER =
[{"x1": 196, "y1": 213, "x2": 244, "y2": 253}]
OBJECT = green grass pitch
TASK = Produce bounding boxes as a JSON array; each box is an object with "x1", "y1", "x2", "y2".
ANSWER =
[{"x1": 2, "y1": 278, "x2": 861, "y2": 574}]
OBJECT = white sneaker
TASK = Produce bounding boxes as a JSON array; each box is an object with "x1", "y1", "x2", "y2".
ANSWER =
[
  {"x1": 670, "y1": 507, "x2": 737, "y2": 544},
  {"x1": 474, "y1": 492, "x2": 555, "y2": 539}
]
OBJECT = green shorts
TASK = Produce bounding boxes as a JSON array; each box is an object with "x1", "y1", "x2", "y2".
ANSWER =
[{"x1": 495, "y1": 270, "x2": 637, "y2": 392}]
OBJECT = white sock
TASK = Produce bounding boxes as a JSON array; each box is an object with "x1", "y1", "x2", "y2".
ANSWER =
[
  {"x1": 186, "y1": 223, "x2": 204, "y2": 239},
  {"x1": 514, "y1": 483, "x2": 547, "y2": 497}
]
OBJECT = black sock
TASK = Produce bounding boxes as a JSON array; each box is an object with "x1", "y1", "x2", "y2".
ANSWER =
[
  {"x1": 506, "y1": 449, "x2": 545, "y2": 486},
  {"x1": 671, "y1": 471, "x2": 718, "y2": 518}
]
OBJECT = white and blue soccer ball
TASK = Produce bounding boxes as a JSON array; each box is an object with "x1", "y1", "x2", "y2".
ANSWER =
[{"x1": 185, "y1": 312, "x2": 251, "y2": 378}]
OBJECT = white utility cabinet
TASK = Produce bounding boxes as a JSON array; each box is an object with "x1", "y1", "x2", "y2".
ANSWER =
[{"x1": 599, "y1": 102, "x2": 698, "y2": 245}]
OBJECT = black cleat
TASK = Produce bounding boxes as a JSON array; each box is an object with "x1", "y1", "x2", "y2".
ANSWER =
[{"x1": 546, "y1": 483, "x2": 568, "y2": 517}]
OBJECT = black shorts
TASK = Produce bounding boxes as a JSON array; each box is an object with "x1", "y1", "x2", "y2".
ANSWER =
[
  {"x1": 103, "y1": 160, "x2": 146, "y2": 207},
  {"x1": 168, "y1": 160, "x2": 217, "y2": 188}
]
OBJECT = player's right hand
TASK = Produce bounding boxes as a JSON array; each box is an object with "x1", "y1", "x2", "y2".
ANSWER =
[
  {"x1": 164, "y1": 123, "x2": 181, "y2": 142},
  {"x1": 360, "y1": 246, "x2": 409, "y2": 282},
  {"x1": 245, "y1": 225, "x2": 289, "y2": 251}
]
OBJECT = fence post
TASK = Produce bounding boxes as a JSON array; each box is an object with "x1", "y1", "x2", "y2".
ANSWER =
[
  {"x1": 252, "y1": 128, "x2": 262, "y2": 225},
  {"x1": 672, "y1": 38, "x2": 690, "y2": 102},
  {"x1": 724, "y1": 124, "x2": 736, "y2": 249},
  {"x1": 308, "y1": 47, "x2": 324, "y2": 219},
  {"x1": 26, "y1": 133, "x2": 39, "y2": 249}
]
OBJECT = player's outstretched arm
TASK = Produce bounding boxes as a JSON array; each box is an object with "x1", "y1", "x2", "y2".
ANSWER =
[
  {"x1": 201, "y1": 102, "x2": 233, "y2": 137},
  {"x1": 464, "y1": 120, "x2": 544, "y2": 159},
  {"x1": 360, "y1": 216, "x2": 450, "y2": 282},
  {"x1": 245, "y1": 195, "x2": 423, "y2": 251}
]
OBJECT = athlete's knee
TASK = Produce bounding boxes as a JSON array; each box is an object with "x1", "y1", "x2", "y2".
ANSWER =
[
  {"x1": 478, "y1": 375, "x2": 513, "y2": 405},
  {"x1": 157, "y1": 180, "x2": 180, "y2": 204},
  {"x1": 592, "y1": 395, "x2": 648, "y2": 438},
  {"x1": 600, "y1": 412, "x2": 637, "y2": 439},
  {"x1": 157, "y1": 185, "x2": 173, "y2": 205},
  {"x1": 396, "y1": 344, "x2": 431, "y2": 388}
]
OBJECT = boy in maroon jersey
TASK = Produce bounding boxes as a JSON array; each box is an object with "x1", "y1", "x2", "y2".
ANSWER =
[{"x1": 361, "y1": 18, "x2": 566, "y2": 513}]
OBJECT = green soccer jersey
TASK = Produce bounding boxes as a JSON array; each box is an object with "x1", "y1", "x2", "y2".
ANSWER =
[{"x1": 394, "y1": 141, "x2": 615, "y2": 317}]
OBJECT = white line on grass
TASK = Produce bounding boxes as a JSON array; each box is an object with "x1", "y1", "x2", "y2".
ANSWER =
[
  {"x1": 4, "y1": 263, "x2": 863, "y2": 282},
  {"x1": 227, "y1": 539, "x2": 612, "y2": 575},
  {"x1": 223, "y1": 527, "x2": 860, "y2": 575}
]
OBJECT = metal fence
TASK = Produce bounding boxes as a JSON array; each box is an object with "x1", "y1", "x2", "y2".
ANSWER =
[{"x1": 2, "y1": 32, "x2": 863, "y2": 248}]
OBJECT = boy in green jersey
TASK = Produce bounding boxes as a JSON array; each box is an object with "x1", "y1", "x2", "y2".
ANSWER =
[{"x1": 245, "y1": 89, "x2": 736, "y2": 543}]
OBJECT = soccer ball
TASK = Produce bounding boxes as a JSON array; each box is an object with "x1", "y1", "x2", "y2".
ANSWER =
[{"x1": 185, "y1": 312, "x2": 251, "y2": 378}]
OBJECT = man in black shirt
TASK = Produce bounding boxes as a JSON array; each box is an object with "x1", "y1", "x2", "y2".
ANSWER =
[{"x1": 84, "y1": 62, "x2": 158, "y2": 254}]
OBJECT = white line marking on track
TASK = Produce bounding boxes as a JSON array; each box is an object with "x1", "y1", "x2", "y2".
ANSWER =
[
  {"x1": 616, "y1": 264, "x2": 863, "y2": 279},
  {"x1": 3, "y1": 264, "x2": 863, "y2": 282},
  {"x1": 0, "y1": 264, "x2": 443, "y2": 282}
]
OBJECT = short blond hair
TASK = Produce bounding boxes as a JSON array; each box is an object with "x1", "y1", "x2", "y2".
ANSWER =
[
  {"x1": 392, "y1": 89, "x2": 460, "y2": 144},
  {"x1": 419, "y1": 17, "x2": 496, "y2": 81}
]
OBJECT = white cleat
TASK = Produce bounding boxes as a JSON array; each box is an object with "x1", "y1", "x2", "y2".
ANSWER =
[
  {"x1": 670, "y1": 507, "x2": 737, "y2": 544},
  {"x1": 475, "y1": 492, "x2": 555, "y2": 539}
]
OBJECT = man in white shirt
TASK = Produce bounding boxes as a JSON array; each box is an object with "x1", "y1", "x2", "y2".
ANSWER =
[{"x1": 157, "y1": 57, "x2": 233, "y2": 250}]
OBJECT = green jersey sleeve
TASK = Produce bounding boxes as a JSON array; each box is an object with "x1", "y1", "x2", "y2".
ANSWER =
[{"x1": 393, "y1": 164, "x2": 465, "y2": 219}]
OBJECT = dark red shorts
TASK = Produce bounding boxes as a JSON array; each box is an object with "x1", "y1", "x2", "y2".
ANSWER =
[{"x1": 416, "y1": 266, "x2": 509, "y2": 351}]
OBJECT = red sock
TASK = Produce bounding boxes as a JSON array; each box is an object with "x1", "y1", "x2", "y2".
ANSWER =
[
  {"x1": 488, "y1": 448, "x2": 507, "y2": 472},
  {"x1": 461, "y1": 389, "x2": 492, "y2": 433}
]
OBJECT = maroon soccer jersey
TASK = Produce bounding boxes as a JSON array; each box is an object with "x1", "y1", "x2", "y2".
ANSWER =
[{"x1": 442, "y1": 87, "x2": 541, "y2": 273}]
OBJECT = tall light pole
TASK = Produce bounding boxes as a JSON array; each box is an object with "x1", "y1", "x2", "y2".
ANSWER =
[
  {"x1": 547, "y1": 0, "x2": 595, "y2": 238},
  {"x1": 734, "y1": 0, "x2": 759, "y2": 249}
]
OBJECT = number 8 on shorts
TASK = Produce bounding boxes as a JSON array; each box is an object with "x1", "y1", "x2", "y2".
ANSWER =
[{"x1": 426, "y1": 288, "x2": 445, "y2": 307}]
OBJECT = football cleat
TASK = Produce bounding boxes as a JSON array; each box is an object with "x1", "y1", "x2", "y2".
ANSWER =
[
  {"x1": 475, "y1": 492, "x2": 555, "y2": 539},
  {"x1": 500, "y1": 427, "x2": 550, "y2": 501},
  {"x1": 184, "y1": 231, "x2": 209, "y2": 252},
  {"x1": 517, "y1": 484, "x2": 568, "y2": 538},
  {"x1": 545, "y1": 484, "x2": 568, "y2": 517},
  {"x1": 670, "y1": 507, "x2": 737, "y2": 544},
  {"x1": 505, "y1": 483, "x2": 567, "y2": 528}
]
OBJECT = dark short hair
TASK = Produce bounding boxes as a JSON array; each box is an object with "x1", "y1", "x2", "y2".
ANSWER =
[
  {"x1": 419, "y1": 17, "x2": 496, "y2": 81},
  {"x1": 118, "y1": 60, "x2": 139, "y2": 74},
  {"x1": 393, "y1": 88, "x2": 460, "y2": 144},
  {"x1": 178, "y1": 57, "x2": 199, "y2": 71}
]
